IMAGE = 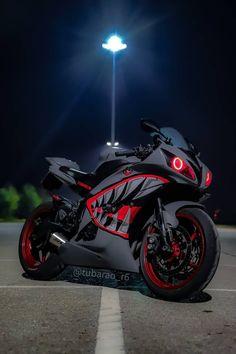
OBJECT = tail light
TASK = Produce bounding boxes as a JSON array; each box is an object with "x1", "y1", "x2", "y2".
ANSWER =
[
  {"x1": 164, "y1": 152, "x2": 196, "y2": 181},
  {"x1": 205, "y1": 170, "x2": 212, "y2": 187}
]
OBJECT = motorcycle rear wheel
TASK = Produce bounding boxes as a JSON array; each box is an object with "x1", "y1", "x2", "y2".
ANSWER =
[
  {"x1": 18, "y1": 203, "x2": 64, "y2": 280},
  {"x1": 140, "y1": 207, "x2": 220, "y2": 301}
]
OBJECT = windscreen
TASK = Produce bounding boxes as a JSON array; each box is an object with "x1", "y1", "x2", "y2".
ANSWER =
[{"x1": 160, "y1": 127, "x2": 190, "y2": 150}]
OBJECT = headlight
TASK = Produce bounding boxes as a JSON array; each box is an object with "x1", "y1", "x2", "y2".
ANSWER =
[{"x1": 163, "y1": 152, "x2": 197, "y2": 181}]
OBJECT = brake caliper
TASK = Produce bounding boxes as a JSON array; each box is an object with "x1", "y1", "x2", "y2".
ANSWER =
[{"x1": 146, "y1": 226, "x2": 160, "y2": 256}]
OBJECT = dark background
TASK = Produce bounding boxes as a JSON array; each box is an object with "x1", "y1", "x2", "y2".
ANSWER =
[{"x1": 0, "y1": 0, "x2": 235, "y2": 223}]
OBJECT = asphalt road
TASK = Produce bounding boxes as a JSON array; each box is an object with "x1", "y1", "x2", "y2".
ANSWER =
[{"x1": 0, "y1": 223, "x2": 235, "y2": 354}]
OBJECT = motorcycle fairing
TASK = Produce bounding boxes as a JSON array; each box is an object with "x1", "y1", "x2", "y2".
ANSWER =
[
  {"x1": 86, "y1": 174, "x2": 169, "y2": 238},
  {"x1": 59, "y1": 228, "x2": 139, "y2": 273}
]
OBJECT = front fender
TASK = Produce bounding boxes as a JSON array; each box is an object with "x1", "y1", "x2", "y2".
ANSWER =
[{"x1": 143, "y1": 201, "x2": 205, "y2": 230}]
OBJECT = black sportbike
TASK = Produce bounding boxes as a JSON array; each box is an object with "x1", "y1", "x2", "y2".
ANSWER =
[{"x1": 19, "y1": 119, "x2": 220, "y2": 300}]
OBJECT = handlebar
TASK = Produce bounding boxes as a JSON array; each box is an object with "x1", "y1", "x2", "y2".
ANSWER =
[
  {"x1": 115, "y1": 149, "x2": 135, "y2": 157},
  {"x1": 115, "y1": 145, "x2": 154, "y2": 160}
]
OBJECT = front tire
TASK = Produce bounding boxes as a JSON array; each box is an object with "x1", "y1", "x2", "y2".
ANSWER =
[
  {"x1": 18, "y1": 203, "x2": 64, "y2": 280},
  {"x1": 140, "y1": 208, "x2": 221, "y2": 301}
]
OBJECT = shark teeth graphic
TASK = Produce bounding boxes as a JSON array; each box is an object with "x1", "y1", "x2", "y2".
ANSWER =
[
  {"x1": 133, "y1": 178, "x2": 160, "y2": 200},
  {"x1": 117, "y1": 208, "x2": 131, "y2": 234},
  {"x1": 108, "y1": 213, "x2": 119, "y2": 231},
  {"x1": 100, "y1": 212, "x2": 108, "y2": 224},
  {"x1": 93, "y1": 209, "x2": 99, "y2": 218},
  {"x1": 112, "y1": 183, "x2": 126, "y2": 203},
  {"x1": 118, "y1": 223, "x2": 129, "y2": 234},
  {"x1": 96, "y1": 196, "x2": 103, "y2": 207},
  {"x1": 89, "y1": 176, "x2": 160, "y2": 236},
  {"x1": 123, "y1": 207, "x2": 131, "y2": 224},
  {"x1": 122, "y1": 177, "x2": 145, "y2": 200},
  {"x1": 103, "y1": 189, "x2": 113, "y2": 204},
  {"x1": 96, "y1": 211, "x2": 104, "y2": 223}
]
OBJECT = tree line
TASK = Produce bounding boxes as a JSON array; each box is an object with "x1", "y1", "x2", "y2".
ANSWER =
[{"x1": 0, "y1": 184, "x2": 45, "y2": 220}]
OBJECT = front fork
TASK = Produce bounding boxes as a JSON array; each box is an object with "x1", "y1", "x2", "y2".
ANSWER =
[{"x1": 147, "y1": 198, "x2": 174, "y2": 255}]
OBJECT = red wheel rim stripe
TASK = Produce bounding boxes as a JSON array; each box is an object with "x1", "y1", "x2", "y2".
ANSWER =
[{"x1": 21, "y1": 208, "x2": 51, "y2": 269}]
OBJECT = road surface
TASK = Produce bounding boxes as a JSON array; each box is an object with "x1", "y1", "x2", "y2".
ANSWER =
[{"x1": 0, "y1": 223, "x2": 235, "y2": 353}]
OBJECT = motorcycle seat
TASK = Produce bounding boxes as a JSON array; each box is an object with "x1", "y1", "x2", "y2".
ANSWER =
[
  {"x1": 50, "y1": 157, "x2": 130, "y2": 191},
  {"x1": 60, "y1": 166, "x2": 97, "y2": 187}
]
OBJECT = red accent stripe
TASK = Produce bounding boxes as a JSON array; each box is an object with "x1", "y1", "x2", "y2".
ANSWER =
[
  {"x1": 117, "y1": 205, "x2": 130, "y2": 221},
  {"x1": 117, "y1": 205, "x2": 141, "y2": 223},
  {"x1": 77, "y1": 181, "x2": 92, "y2": 190}
]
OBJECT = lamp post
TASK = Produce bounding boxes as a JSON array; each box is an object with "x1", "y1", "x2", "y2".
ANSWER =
[{"x1": 102, "y1": 35, "x2": 127, "y2": 147}]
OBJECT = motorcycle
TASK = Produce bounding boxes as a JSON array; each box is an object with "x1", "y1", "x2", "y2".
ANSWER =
[{"x1": 19, "y1": 119, "x2": 220, "y2": 300}]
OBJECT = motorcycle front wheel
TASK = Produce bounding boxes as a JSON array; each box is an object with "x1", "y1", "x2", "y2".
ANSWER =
[{"x1": 140, "y1": 207, "x2": 221, "y2": 301}]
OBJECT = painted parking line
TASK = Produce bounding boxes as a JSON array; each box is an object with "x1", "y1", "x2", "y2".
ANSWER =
[
  {"x1": 217, "y1": 228, "x2": 236, "y2": 233},
  {"x1": 95, "y1": 287, "x2": 125, "y2": 354},
  {"x1": 207, "y1": 288, "x2": 236, "y2": 292},
  {"x1": 0, "y1": 259, "x2": 18, "y2": 261},
  {"x1": 0, "y1": 285, "x2": 100, "y2": 289}
]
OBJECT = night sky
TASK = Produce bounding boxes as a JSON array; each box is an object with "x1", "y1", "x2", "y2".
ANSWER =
[{"x1": 0, "y1": 0, "x2": 235, "y2": 223}]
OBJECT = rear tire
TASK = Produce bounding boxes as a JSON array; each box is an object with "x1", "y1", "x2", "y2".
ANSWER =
[
  {"x1": 140, "y1": 208, "x2": 221, "y2": 301},
  {"x1": 18, "y1": 203, "x2": 64, "y2": 280}
]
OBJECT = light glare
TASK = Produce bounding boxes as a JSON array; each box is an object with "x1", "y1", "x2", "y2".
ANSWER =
[{"x1": 102, "y1": 35, "x2": 127, "y2": 53}]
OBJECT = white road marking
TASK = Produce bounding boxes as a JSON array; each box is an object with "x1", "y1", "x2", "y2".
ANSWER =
[
  {"x1": 0, "y1": 285, "x2": 235, "y2": 293},
  {"x1": 95, "y1": 287, "x2": 125, "y2": 354},
  {"x1": 217, "y1": 227, "x2": 236, "y2": 233},
  {"x1": 0, "y1": 285, "x2": 100, "y2": 289},
  {"x1": 207, "y1": 288, "x2": 236, "y2": 292},
  {"x1": 0, "y1": 259, "x2": 18, "y2": 261}
]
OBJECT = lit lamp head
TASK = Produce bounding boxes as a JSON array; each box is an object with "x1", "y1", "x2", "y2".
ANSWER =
[
  {"x1": 106, "y1": 141, "x2": 119, "y2": 148},
  {"x1": 102, "y1": 35, "x2": 127, "y2": 53}
]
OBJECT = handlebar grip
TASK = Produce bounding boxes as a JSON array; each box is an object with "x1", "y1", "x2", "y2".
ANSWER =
[{"x1": 115, "y1": 149, "x2": 135, "y2": 157}]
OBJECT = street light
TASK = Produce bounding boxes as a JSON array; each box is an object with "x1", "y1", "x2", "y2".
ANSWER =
[
  {"x1": 106, "y1": 141, "x2": 119, "y2": 147},
  {"x1": 102, "y1": 35, "x2": 127, "y2": 52},
  {"x1": 102, "y1": 35, "x2": 127, "y2": 148}
]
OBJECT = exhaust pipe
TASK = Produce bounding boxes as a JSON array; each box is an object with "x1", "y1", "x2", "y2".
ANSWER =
[{"x1": 49, "y1": 232, "x2": 67, "y2": 248}]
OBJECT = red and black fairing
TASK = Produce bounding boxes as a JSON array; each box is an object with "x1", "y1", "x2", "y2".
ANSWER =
[
  {"x1": 86, "y1": 174, "x2": 169, "y2": 239},
  {"x1": 57, "y1": 172, "x2": 170, "y2": 273}
]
